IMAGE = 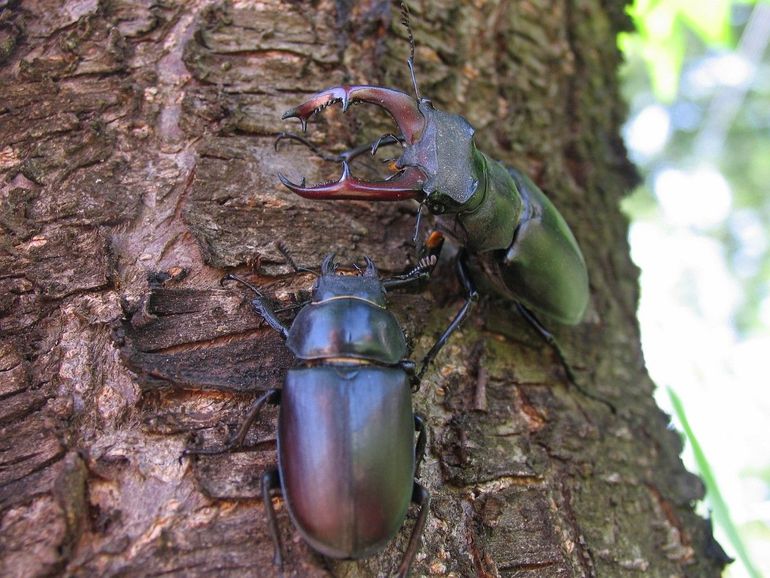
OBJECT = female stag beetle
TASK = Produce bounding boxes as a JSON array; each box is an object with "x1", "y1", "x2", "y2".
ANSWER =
[
  {"x1": 186, "y1": 237, "x2": 472, "y2": 577},
  {"x1": 277, "y1": 7, "x2": 589, "y2": 331}
]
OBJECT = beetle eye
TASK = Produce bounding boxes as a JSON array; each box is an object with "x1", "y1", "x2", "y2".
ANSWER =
[{"x1": 429, "y1": 201, "x2": 444, "y2": 214}]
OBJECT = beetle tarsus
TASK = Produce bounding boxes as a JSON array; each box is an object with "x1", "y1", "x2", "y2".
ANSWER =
[
  {"x1": 382, "y1": 231, "x2": 444, "y2": 292},
  {"x1": 181, "y1": 389, "x2": 280, "y2": 459},
  {"x1": 274, "y1": 132, "x2": 341, "y2": 162},
  {"x1": 221, "y1": 274, "x2": 290, "y2": 339}
]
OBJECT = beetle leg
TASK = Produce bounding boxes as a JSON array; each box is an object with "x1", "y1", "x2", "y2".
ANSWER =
[
  {"x1": 417, "y1": 251, "x2": 479, "y2": 380},
  {"x1": 221, "y1": 274, "x2": 290, "y2": 340},
  {"x1": 251, "y1": 298, "x2": 290, "y2": 340},
  {"x1": 413, "y1": 414, "x2": 427, "y2": 478},
  {"x1": 224, "y1": 389, "x2": 279, "y2": 449},
  {"x1": 515, "y1": 303, "x2": 574, "y2": 378},
  {"x1": 396, "y1": 359, "x2": 422, "y2": 392},
  {"x1": 274, "y1": 241, "x2": 319, "y2": 278},
  {"x1": 381, "y1": 254, "x2": 436, "y2": 290},
  {"x1": 395, "y1": 482, "x2": 431, "y2": 578},
  {"x1": 274, "y1": 132, "x2": 343, "y2": 162},
  {"x1": 275, "y1": 132, "x2": 402, "y2": 164},
  {"x1": 261, "y1": 468, "x2": 286, "y2": 568},
  {"x1": 515, "y1": 303, "x2": 617, "y2": 414},
  {"x1": 276, "y1": 132, "x2": 421, "y2": 200},
  {"x1": 368, "y1": 133, "x2": 402, "y2": 158},
  {"x1": 181, "y1": 389, "x2": 280, "y2": 458},
  {"x1": 382, "y1": 231, "x2": 444, "y2": 291}
]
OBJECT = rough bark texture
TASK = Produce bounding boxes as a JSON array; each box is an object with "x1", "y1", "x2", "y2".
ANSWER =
[{"x1": 0, "y1": 1, "x2": 727, "y2": 577}]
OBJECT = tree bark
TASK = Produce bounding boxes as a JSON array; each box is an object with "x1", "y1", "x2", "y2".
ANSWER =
[{"x1": 0, "y1": 1, "x2": 728, "y2": 577}]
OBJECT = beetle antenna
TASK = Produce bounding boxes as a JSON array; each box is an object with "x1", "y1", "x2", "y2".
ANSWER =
[
  {"x1": 400, "y1": 2, "x2": 421, "y2": 100},
  {"x1": 220, "y1": 273, "x2": 263, "y2": 297},
  {"x1": 275, "y1": 132, "x2": 340, "y2": 163},
  {"x1": 412, "y1": 201, "x2": 424, "y2": 247},
  {"x1": 275, "y1": 241, "x2": 318, "y2": 277}
]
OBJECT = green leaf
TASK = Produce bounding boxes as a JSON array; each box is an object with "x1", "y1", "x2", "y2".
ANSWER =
[{"x1": 668, "y1": 387, "x2": 761, "y2": 578}]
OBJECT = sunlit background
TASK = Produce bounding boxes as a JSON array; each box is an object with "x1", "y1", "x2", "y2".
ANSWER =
[{"x1": 619, "y1": 1, "x2": 770, "y2": 576}]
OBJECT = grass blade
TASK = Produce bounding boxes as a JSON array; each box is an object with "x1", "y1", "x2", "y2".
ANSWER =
[{"x1": 668, "y1": 387, "x2": 760, "y2": 578}]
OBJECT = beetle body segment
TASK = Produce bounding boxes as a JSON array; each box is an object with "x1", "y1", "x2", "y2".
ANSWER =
[
  {"x1": 436, "y1": 149, "x2": 522, "y2": 253},
  {"x1": 279, "y1": 366, "x2": 414, "y2": 558},
  {"x1": 286, "y1": 298, "x2": 407, "y2": 364},
  {"x1": 443, "y1": 158, "x2": 589, "y2": 325},
  {"x1": 496, "y1": 167, "x2": 589, "y2": 325}
]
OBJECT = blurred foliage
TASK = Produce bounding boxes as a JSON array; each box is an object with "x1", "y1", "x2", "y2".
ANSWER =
[
  {"x1": 620, "y1": 1, "x2": 770, "y2": 576},
  {"x1": 620, "y1": 0, "x2": 734, "y2": 100},
  {"x1": 620, "y1": 0, "x2": 770, "y2": 336}
]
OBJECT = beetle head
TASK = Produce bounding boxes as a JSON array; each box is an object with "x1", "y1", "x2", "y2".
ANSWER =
[
  {"x1": 279, "y1": 86, "x2": 482, "y2": 215},
  {"x1": 397, "y1": 100, "x2": 480, "y2": 215},
  {"x1": 312, "y1": 254, "x2": 386, "y2": 305}
]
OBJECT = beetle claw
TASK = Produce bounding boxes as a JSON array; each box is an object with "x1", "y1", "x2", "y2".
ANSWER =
[
  {"x1": 282, "y1": 85, "x2": 426, "y2": 143},
  {"x1": 277, "y1": 173, "x2": 306, "y2": 189},
  {"x1": 280, "y1": 86, "x2": 428, "y2": 200},
  {"x1": 280, "y1": 160, "x2": 426, "y2": 201}
]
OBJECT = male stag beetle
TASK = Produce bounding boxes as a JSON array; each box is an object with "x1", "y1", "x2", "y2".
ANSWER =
[
  {"x1": 277, "y1": 6, "x2": 590, "y2": 342},
  {"x1": 186, "y1": 236, "x2": 472, "y2": 577}
]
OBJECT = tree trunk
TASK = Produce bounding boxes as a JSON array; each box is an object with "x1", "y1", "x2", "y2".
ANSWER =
[{"x1": 0, "y1": 1, "x2": 728, "y2": 577}]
